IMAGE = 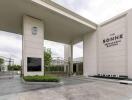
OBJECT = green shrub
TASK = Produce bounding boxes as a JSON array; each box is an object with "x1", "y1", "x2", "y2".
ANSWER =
[
  {"x1": 8, "y1": 65, "x2": 21, "y2": 71},
  {"x1": 23, "y1": 75, "x2": 60, "y2": 82},
  {"x1": 45, "y1": 65, "x2": 64, "y2": 72}
]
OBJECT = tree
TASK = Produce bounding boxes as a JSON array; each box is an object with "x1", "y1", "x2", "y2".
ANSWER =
[
  {"x1": 0, "y1": 58, "x2": 4, "y2": 71},
  {"x1": 44, "y1": 48, "x2": 52, "y2": 67},
  {"x1": 8, "y1": 65, "x2": 21, "y2": 71}
]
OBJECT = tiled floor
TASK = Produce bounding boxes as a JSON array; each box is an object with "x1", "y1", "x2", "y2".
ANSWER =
[{"x1": 0, "y1": 76, "x2": 132, "y2": 100}]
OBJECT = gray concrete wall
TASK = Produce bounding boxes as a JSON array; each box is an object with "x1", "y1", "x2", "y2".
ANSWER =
[
  {"x1": 22, "y1": 16, "x2": 44, "y2": 76},
  {"x1": 98, "y1": 15, "x2": 127, "y2": 75},
  {"x1": 83, "y1": 31, "x2": 97, "y2": 76},
  {"x1": 127, "y1": 9, "x2": 132, "y2": 79},
  {"x1": 83, "y1": 9, "x2": 132, "y2": 78}
]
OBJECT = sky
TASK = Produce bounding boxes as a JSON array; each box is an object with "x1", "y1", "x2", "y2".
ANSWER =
[
  {"x1": 0, "y1": 31, "x2": 83, "y2": 65},
  {"x1": 0, "y1": 31, "x2": 22, "y2": 65},
  {"x1": 0, "y1": 0, "x2": 132, "y2": 64},
  {"x1": 53, "y1": 0, "x2": 132, "y2": 24},
  {"x1": 44, "y1": 40, "x2": 83, "y2": 59}
]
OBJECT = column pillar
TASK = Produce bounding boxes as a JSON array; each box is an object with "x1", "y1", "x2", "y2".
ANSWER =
[
  {"x1": 64, "y1": 44, "x2": 73, "y2": 75},
  {"x1": 70, "y1": 45, "x2": 73, "y2": 74},
  {"x1": 22, "y1": 15, "x2": 44, "y2": 76},
  {"x1": 76, "y1": 63, "x2": 79, "y2": 75}
]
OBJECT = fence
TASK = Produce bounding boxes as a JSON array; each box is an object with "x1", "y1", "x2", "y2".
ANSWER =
[{"x1": 45, "y1": 58, "x2": 70, "y2": 76}]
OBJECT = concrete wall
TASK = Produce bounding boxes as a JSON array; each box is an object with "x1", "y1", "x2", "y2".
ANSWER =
[
  {"x1": 83, "y1": 10, "x2": 132, "y2": 78},
  {"x1": 127, "y1": 10, "x2": 132, "y2": 79},
  {"x1": 22, "y1": 16, "x2": 44, "y2": 76},
  {"x1": 83, "y1": 31, "x2": 97, "y2": 76},
  {"x1": 21, "y1": 10, "x2": 132, "y2": 78},
  {"x1": 98, "y1": 15, "x2": 127, "y2": 75}
]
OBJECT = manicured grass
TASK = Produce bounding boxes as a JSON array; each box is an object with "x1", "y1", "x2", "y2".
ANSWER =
[{"x1": 23, "y1": 75, "x2": 60, "y2": 82}]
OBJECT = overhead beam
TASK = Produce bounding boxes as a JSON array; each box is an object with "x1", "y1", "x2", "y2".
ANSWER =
[{"x1": 31, "y1": 0, "x2": 97, "y2": 30}]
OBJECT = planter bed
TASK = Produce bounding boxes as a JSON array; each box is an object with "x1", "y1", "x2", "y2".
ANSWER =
[{"x1": 23, "y1": 75, "x2": 60, "y2": 83}]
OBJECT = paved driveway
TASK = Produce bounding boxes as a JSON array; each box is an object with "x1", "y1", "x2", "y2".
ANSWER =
[
  {"x1": 0, "y1": 76, "x2": 132, "y2": 100},
  {"x1": 0, "y1": 75, "x2": 92, "y2": 96}
]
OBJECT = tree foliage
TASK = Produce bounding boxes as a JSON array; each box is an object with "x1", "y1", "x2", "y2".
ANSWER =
[
  {"x1": 0, "y1": 58, "x2": 4, "y2": 71},
  {"x1": 8, "y1": 65, "x2": 21, "y2": 71},
  {"x1": 44, "y1": 48, "x2": 52, "y2": 67},
  {"x1": 0, "y1": 58, "x2": 4, "y2": 65}
]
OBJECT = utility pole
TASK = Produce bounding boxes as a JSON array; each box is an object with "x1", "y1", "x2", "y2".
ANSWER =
[{"x1": 9, "y1": 58, "x2": 12, "y2": 67}]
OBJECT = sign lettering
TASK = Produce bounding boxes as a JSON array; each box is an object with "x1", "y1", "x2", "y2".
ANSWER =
[{"x1": 103, "y1": 33, "x2": 123, "y2": 47}]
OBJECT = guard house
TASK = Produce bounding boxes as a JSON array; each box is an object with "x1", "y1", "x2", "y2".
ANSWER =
[{"x1": 0, "y1": 0, "x2": 132, "y2": 79}]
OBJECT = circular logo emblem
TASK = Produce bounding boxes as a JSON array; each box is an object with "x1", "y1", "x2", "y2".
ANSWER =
[{"x1": 32, "y1": 27, "x2": 38, "y2": 35}]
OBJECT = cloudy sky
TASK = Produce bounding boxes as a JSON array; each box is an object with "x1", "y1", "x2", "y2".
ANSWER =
[
  {"x1": 53, "y1": 0, "x2": 132, "y2": 24},
  {"x1": 44, "y1": 40, "x2": 83, "y2": 59},
  {"x1": 0, "y1": 0, "x2": 132, "y2": 64},
  {"x1": 0, "y1": 31, "x2": 22, "y2": 64},
  {"x1": 0, "y1": 31, "x2": 83, "y2": 64}
]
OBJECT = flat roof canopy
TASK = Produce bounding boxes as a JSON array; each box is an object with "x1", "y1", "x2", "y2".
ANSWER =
[{"x1": 0, "y1": 0, "x2": 97, "y2": 44}]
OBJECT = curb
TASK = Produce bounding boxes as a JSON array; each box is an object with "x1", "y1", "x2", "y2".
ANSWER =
[{"x1": 70, "y1": 76, "x2": 121, "y2": 83}]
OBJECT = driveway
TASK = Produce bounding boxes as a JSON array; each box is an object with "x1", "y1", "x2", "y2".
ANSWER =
[
  {"x1": 0, "y1": 76, "x2": 132, "y2": 100},
  {"x1": 0, "y1": 75, "x2": 92, "y2": 96}
]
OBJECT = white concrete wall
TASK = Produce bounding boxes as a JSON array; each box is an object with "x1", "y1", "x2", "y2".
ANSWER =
[
  {"x1": 83, "y1": 32, "x2": 97, "y2": 76},
  {"x1": 23, "y1": 16, "x2": 44, "y2": 76},
  {"x1": 127, "y1": 10, "x2": 132, "y2": 79},
  {"x1": 83, "y1": 9, "x2": 132, "y2": 78},
  {"x1": 98, "y1": 15, "x2": 127, "y2": 75}
]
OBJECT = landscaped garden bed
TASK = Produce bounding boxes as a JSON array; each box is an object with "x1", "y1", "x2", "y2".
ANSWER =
[{"x1": 23, "y1": 75, "x2": 60, "y2": 82}]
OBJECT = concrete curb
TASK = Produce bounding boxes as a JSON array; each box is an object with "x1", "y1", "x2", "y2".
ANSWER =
[
  {"x1": 63, "y1": 76, "x2": 132, "y2": 85},
  {"x1": 70, "y1": 76, "x2": 121, "y2": 83},
  {"x1": 119, "y1": 80, "x2": 132, "y2": 85},
  {"x1": 87, "y1": 77, "x2": 121, "y2": 83}
]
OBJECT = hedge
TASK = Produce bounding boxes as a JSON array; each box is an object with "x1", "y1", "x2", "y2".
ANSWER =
[
  {"x1": 8, "y1": 65, "x2": 21, "y2": 71},
  {"x1": 23, "y1": 75, "x2": 60, "y2": 82},
  {"x1": 45, "y1": 65, "x2": 64, "y2": 72}
]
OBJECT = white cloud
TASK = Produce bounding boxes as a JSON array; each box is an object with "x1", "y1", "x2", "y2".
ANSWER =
[
  {"x1": 0, "y1": 31, "x2": 22, "y2": 64},
  {"x1": 73, "y1": 42, "x2": 83, "y2": 58},
  {"x1": 44, "y1": 40, "x2": 65, "y2": 58},
  {"x1": 53, "y1": 0, "x2": 132, "y2": 24},
  {"x1": 73, "y1": 46, "x2": 83, "y2": 58},
  {"x1": 44, "y1": 40, "x2": 83, "y2": 59}
]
